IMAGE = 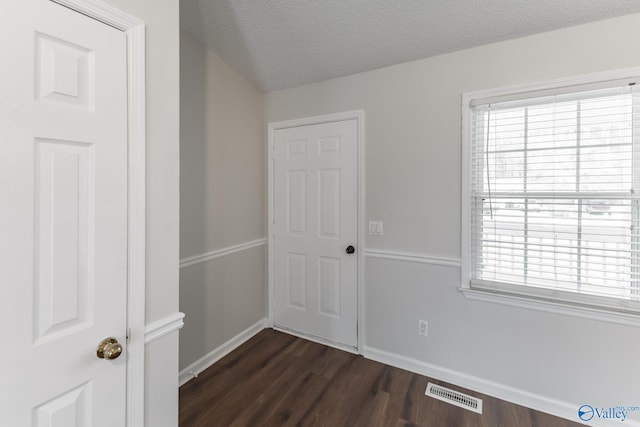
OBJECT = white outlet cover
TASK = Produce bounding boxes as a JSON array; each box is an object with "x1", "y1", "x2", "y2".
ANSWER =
[{"x1": 418, "y1": 320, "x2": 428, "y2": 336}]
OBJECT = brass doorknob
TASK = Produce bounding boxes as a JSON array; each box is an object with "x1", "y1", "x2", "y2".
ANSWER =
[{"x1": 96, "y1": 337, "x2": 122, "y2": 360}]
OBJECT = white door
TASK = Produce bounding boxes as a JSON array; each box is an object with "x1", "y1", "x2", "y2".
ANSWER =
[
  {"x1": 273, "y1": 119, "x2": 358, "y2": 348},
  {"x1": 0, "y1": 1, "x2": 128, "y2": 425}
]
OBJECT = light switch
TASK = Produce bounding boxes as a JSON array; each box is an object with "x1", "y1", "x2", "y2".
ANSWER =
[{"x1": 368, "y1": 221, "x2": 383, "y2": 236}]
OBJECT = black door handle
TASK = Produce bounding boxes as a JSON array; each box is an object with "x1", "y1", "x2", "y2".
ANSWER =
[{"x1": 346, "y1": 245, "x2": 355, "y2": 254}]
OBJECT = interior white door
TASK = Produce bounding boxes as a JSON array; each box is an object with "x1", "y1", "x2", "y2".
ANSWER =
[
  {"x1": 273, "y1": 119, "x2": 358, "y2": 348},
  {"x1": 0, "y1": 1, "x2": 128, "y2": 425}
]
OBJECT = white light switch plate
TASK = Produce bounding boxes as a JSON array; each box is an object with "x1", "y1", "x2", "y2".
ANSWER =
[{"x1": 369, "y1": 221, "x2": 383, "y2": 236}]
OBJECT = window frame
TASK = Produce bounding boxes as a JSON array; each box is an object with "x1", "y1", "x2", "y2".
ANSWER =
[{"x1": 461, "y1": 68, "x2": 640, "y2": 326}]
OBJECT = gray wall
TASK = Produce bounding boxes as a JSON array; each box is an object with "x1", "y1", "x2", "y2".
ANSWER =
[
  {"x1": 100, "y1": 0, "x2": 180, "y2": 425},
  {"x1": 179, "y1": 32, "x2": 266, "y2": 370},
  {"x1": 266, "y1": 13, "x2": 640, "y2": 415}
]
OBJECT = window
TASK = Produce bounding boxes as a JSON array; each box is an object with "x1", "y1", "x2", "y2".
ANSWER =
[{"x1": 462, "y1": 72, "x2": 640, "y2": 319}]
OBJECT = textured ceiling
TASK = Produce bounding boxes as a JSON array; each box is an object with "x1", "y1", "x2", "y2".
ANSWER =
[{"x1": 181, "y1": 0, "x2": 640, "y2": 92}]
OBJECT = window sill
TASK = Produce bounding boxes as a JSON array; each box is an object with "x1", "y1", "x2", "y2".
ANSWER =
[{"x1": 459, "y1": 286, "x2": 640, "y2": 327}]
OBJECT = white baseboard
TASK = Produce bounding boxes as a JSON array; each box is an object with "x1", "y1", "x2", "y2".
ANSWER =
[
  {"x1": 179, "y1": 318, "x2": 267, "y2": 387},
  {"x1": 363, "y1": 346, "x2": 640, "y2": 427}
]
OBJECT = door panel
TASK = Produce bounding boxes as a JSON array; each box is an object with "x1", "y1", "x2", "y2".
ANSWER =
[
  {"x1": 273, "y1": 119, "x2": 358, "y2": 348},
  {"x1": 287, "y1": 253, "x2": 308, "y2": 309},
  {"x1": 287, "y1": 170, "x2": 308, "y2": 234},
  {"x1": 35, "y1": 139, "x2": 93, "y2": 343},
  {"x1": 318, "y1": 169, "x2": 341, "y2": 237},
  {"x1": 0, "y1": 1, "x2": 128, "y2": 425},
  {"x1": 318, "y1": 256, "x2": 341, "y2": 316},
  {"x1": 32, "y1": 382, "x2": 91, "y2": 427}
]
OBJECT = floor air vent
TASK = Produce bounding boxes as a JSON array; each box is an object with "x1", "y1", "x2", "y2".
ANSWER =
[{"x1": 425, "y1": 382, "x2": 483, "y2": 414}]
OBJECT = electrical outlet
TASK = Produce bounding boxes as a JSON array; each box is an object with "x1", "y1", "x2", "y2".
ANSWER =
[{"x1": 418, "y1": 320, "x2": 428, "y2": 337}]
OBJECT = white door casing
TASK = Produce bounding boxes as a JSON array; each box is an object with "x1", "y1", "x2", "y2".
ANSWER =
[
  {"x1": 0, "y1": 1, "x2": 131, "y2": 425},
  {"x1": 271, "y1": 116, "x2": 361, "y2": 349}
]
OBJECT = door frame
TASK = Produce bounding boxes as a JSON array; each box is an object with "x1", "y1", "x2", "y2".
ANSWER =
[
  {"x1": 267, "y1": 110, "x2": 365, "y2": 353},
  {"x1": 51, "y1": 1, "x2": 146, "y2": 425}
]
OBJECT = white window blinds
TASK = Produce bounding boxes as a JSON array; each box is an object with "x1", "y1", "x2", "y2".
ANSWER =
[{"x1": 468, "y1": 82, "x2": 640, "y2": 312}]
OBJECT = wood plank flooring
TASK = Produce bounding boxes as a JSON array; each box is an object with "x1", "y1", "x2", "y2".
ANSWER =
[{"x1": 179, "y1": 329, "x2": 584, "y2": 427}]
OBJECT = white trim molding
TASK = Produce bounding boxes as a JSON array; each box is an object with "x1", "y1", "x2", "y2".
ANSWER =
[
  {"x1": 52, "y1": 0, "x2": 141, "y2": 30},
  {"x1": 50, "y1": 1, "x2": 147, "y2": 426},
  {"x1": 179, "y1": 318, "x2": 267, "y2": 386},
  {"x1": 364, "y1": 248, "x2": 461, "y2": 268},
  {"x1": 267, "y1": 110, "x2": 366, "y2": 352},
  {"x1": 363, "y1": 346, "x2": 640, "y2": 427},
  {"x1": 124, "y1": 20, "x2": 146, "y2": 427},
  {"x1": 180, "y1": 238, "x2": 267, "y2": 269},
  {"x1": 144, "y1": 312, "x2": 185, "y2": 344},
  {"x1": 461, "y1": 287, "x2": 640, "y2": 327}
]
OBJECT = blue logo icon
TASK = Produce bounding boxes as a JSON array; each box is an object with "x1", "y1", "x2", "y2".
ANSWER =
[{"x1": 579, "y1": 405, "x2": 595, "y2": 421}]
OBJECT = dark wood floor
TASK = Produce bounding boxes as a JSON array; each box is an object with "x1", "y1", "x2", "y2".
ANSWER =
[{"x1": 180, "y1": 329, "x2": 584, "y2": 427}]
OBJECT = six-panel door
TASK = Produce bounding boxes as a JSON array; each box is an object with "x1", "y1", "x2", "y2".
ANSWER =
[
  {"x1": 273, "y1": 119, "x2": 358, "y2": 348},
  {"x1": 0, "y1": 1, "x2": 128, "y2": 425}
]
